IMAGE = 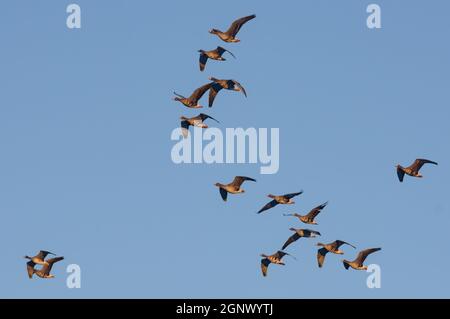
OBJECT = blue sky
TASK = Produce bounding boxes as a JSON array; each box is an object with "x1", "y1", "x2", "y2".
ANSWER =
[{"x1": 0, "y1": 0, "x2": 449, "y2": 298}]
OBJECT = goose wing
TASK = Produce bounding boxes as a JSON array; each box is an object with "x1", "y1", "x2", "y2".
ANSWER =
[
  {"x1": 397, "y1": 166, "x2": 405, "y2": 182},
  {"x1": 231, "y1": 80, "x2": 247, "y2": 97},
  {"x1": 199, "y1": 113, "x2": 219, "y2": 123},
  {"x1": 36, "y1": 250, "x2": 55, "y2": 260},
  {"x1": 284, "y1": 191, "x2": 304, "y2": 199},
  {"x1": 181, "y1": 120, "x2": 190, "y2": 138},
  {"x1": 219, "y1": 187, "x2": 228, "y2": 201},
  {"x1": 261, "y1": 258, "x2": 270, "y2": 277},
  {"x1": 409, "y1": 159, "x2": 438, "y2": 173},
  {"x1": 231, "y1": 176, "x2": 256, "y2": 188},
  {"x1": 281, "y1": 232, "x2": 301, "y2": 250},
  {"x1": 304, "y1": 202, "x2": 328, "y2": 220},
  {"x1": 317, "y1": 248, "x2": 328, "y2": 268},
  {"x1": 41, "y1": 257, "x2": 64, "y2": 275},
  {"x1": 273, "y1": 250, "x2": 292, "y2": 260},
  {"x1": 257, "y1": 199, "x2": 278, "y2": 214},
  {"x1": 26, "y1": 261, "x2": 35, "y2": 278},
  {"x1": 354, "y1": 248, "x2": 381, "y2": 266},
  {"x1": 226, "y1": 15, "x2": 256, "y2": 37},
  {"x1": 199, "y1": 53, "x2": 208, "y2": 72},
  {"x1": 217, "y1": 46, "x2": 235, "y2": 58},
  {"x1": 335, "y1": 240, "x2": 356, "y2": 249},
  {"x1": 189, "y1": 83, "x2": 213, "y2": 103},
  {"x1": 208, "y1": 83, "x2": 223, "y2": 107}
]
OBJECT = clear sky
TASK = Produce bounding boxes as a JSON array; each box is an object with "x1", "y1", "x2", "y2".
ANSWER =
[{"x1": 0, "y1": 0, "x2": 449, "y2": 298}]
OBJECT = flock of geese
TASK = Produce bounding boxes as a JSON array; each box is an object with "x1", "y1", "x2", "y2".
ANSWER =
[
  {"x1": 257, "y1": 159, "x2": 438, "y2": 276},
  {"x1": 173, "y1": 15, "x2": 254, "y2": 137},
  {"x1": 212, "y1": 156, "x2": 438, "y2": 277},
  {"x1": 24, "y1": 14, "x2": 439, "y2": 282},
  {"x1": 214, "y1": 176, "x2": 384, "y2": 276},
  {"x1": 171, "y1": 14, "x2": 440, "y2": 278}
]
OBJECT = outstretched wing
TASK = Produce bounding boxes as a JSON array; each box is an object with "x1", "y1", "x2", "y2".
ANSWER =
[
  {"x1": 284, "y1": 191, "x2": 303, "y2": 199},
  {"x1": 217, "y1": 46, "x2": 235, "y2": 58},
  {"x1": 304, "y1": 202, "x2": 328, "y2": 220},
  {"x1": 36, "y1": 250, "x2": 54, "y2": 260},
  {"x1": 231, "y1": 176, "x2": 256, "y2": 188},
  {"x1": 26, "y1": 261, "x2": 35, "y2": 278},
  {"x1": 199, "y1": 113, "x2": 220, "y2": 123},
  {"x1": 232, "y1": 80, "x2": 247, "y2": 97},
  {"x1": 181, "y1": 120, "x2": 190, "y2": 138},
  {"x1": 317, "y1": 248, "x2": 328, "y2": 268},
  {"x1": 354, "y1": 248, "x2": 381, "y2": 266},
  {"x1": 281, "y1": 233, "x2": 300, "y2": 250},
  {"x1": 208, "y1": 83, "x2": 223, "y2": 107},
  {"x1": 189, "y1": 83, "x2": 213, "y2": 102},
  {"x1": 273, "y1": 250, "x2": 292, "y2": 260},
  {"x1": 261, "y1": 258, "x2": 270, "y2": 277},
  {"x1": 219, "y1": 187, "x2": 228, "y2": 201},
  {"x1": 257, "y1": 200, "x2": 278, "y2": 214},
  {"x1": 409, "y1": 159, "x2": 438, "y2": 173},
  {"x1": 335, "y1": 240, "x2": 356, "y2": 249},
  {"x1": 40, "y1": 257, "x2": 64, "y2": 275},
  {"x1": 226, "y1": 15, "x2": 256, "y2": 37},
  {"x1": 199, "y1": 53, "x2": 208, "y2": 71},
  {"x1": 397, "y1": 166, "x2": 405, "y2": 182}
]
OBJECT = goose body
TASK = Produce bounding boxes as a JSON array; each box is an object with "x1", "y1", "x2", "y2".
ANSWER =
[
  {"x1": 396, "y1": 158, "x2": 438, "y2": 182},
  {"x1": 284, "y1": 202, "x2": 328, "y2": 225},
  {"x1": 317, "y1": 240, "x2": 356, "y2": 268},
  {"x1": 208, "y1": 77, "x2": 247, "y2": 107},
  {"x1": 215, "y1": 176, "x2": 256, "y2": 201},
  {"x1": 173, "y1": 83, "x2": 213, "y2": 108},
  {"x1": 281, "y1": 228, "x2": 321, "y2": 250},
  {"x1": 180, "y1": 113, "x2": 219, "y2": 138},
  {"x1": 343, "y1": 248, "x2": 381, "y2": 270},
  {"x1": 209, "y1": 15, "x2": 256, "y2": 43},
  {"x1": 260, "y1": 250, "x2": 293, "y2": 277},
  {"x1": 257, "y1": 191, "x2": 303, "y2": 214},
  {"x1": 198, "y1": 47, "x2": 235, "y2": 71}
]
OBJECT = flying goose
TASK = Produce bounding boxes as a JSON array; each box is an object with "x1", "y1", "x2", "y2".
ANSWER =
[
  {"x1": 281, "y1": 228, "x2": 321, "y2": 250},
  {"x1": 260, "y1": 250, "x2": 294, "y2": 277},
  {"x1": 31, "y1": 257, "x2": 64, "y2": 279},
  {"x1": 317, "y1": 240, "x2": 356, "y2": 268},
  {"x1": 343, "y1": 248, "x2": 381, "y2": 270},
  {"x1": 215, "y1": 176, "x2": 256, "y2": 201},
  {"x1": 257, "y1": 191, "x2": 303, "y2": 214},
  {"x1": 208, "y1": 77, "x2": 247, "y2": 107},
  {"x1": 181, "y1": 113, "x2": 219, "y2": 138},
  {"x1": 396, "y1": 158, "x2": 438, "y2": 182},
  {"x1": 284, "y1": 202, "x2": 328, "y2": 225},
  {"x1": 24, "y1": 250, "x2": 55, "y2": 267},
  {"x1": 198, "y1": 46, "x2": 235, "y2": 71},
  {"x1": 173, "y1": 83, "x2": 214, "y2": 108},
  {"x1": 209, "y1": 15, "x2": 256, "y2": 43}
]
